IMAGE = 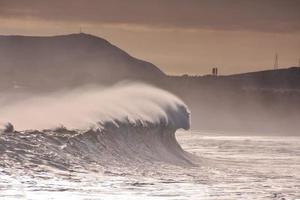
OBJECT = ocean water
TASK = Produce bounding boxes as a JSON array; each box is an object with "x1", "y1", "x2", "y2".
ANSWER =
[
  {"x1": 0, "y1": 84, "x2": 299, "y2": 199},
  {"x1": 1, "y1": 131, "x2": 299, "y2": 200}
]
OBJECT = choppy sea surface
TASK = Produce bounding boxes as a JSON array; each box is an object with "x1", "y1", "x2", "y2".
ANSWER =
[{"x1": 1, "y1": 132, "x2": 299, "y2": 200}]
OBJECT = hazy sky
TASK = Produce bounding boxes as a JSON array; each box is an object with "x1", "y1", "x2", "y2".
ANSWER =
[{"x1": 0, "y1": 0, "x2": 300, "y2": 75}]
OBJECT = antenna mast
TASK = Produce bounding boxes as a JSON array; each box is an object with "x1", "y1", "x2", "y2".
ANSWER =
[{"x1": 274, "y1": 53, "x2": 279, "y2": 70}]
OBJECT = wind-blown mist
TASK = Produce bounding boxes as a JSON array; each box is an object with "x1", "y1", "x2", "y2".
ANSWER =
[
  {"x1": 0, "y1": 83, "x2": 190, "y2": 131},
  {"x1": 0, "y1": 83, "x2": 194, "y2": 170}
]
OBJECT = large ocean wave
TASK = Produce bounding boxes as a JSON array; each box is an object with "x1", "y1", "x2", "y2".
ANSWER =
[{"x1": 0, "y1": 83, "x2": 194, "y2": 172}]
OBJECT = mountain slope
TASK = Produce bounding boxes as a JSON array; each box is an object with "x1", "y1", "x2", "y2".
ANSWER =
[{"x1": 0, "y1": 33, "x2": 165, "y2": 90}]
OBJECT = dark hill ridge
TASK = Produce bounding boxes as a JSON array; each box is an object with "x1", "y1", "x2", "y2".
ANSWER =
[
  {"x1": 0, "y1": 33, "x2": 164, "y2": 90},
  {"x1": 226, "y1": 67, "x2": 300, "y2": 90},
  {"x1": 166, "y1": 67, "x2": 300, "y2": 91},
  {"x1": 1, "y1": 33, "x2": 299, "y2": 91}
]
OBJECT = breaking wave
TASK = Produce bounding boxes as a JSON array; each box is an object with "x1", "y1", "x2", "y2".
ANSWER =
[{"x1": 0, "y1": 83, "x2": 193, "y2": 172}]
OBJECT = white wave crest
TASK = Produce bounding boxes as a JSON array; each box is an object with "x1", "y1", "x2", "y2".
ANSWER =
[{"x1": 0, "y1": 83, "x2": 190, "y2": 131}]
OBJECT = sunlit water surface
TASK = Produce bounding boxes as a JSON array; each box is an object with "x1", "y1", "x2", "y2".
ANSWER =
[{"x1": 1, "y1": 132, "x2": 300, "y2": 200}]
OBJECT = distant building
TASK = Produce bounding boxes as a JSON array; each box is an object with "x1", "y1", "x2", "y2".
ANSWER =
[{"x1": 212, "y1": 67, "x2": 218, "y2": 76}]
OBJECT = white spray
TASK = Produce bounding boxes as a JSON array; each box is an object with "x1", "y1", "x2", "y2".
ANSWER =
[{"x1": 0, "y1": 83, "x2": 190, "y2": 131}]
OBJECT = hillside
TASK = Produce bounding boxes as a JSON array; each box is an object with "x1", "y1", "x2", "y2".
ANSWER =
[
  {"x1": 163, "y1": 69, "x2": 300, "y2": 135},
  {"x1": 0, "y1": 33, "x2": 164, "y2": 91},
  {"x1": 226, "y1": 67, "x2": 300, "y2": 90},
  {"x1": 1, "y1": 33, "x2": 299, "y2": 91}
]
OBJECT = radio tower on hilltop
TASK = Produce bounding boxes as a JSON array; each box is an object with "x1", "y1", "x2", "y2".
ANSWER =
[{"x1": 274, "y1": 53, "x2": 279, "y2": 70}]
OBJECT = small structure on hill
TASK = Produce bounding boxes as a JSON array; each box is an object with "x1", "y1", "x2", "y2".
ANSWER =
[
  {"x1": 212, "y1": 67, "x2": 218, "y2": 76},
  {"x1": 274, "y1": 53, "x2": 279, "y2": 70}
]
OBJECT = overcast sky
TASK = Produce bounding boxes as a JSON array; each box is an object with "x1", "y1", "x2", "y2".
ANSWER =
[{"x1": 1, "y1": 0, "x2": 300, "y2": 75}]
